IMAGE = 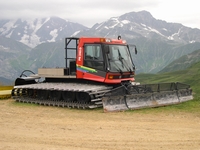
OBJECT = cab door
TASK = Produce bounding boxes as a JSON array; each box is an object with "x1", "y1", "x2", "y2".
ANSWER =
[{"x1": 82, "y1": 44, "x2": 107, "y2": 82}]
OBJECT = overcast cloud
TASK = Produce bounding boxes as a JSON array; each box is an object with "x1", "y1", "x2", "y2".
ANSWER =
[{"x1": 0, "y1": 0, "x2": 199, "y2": 28}]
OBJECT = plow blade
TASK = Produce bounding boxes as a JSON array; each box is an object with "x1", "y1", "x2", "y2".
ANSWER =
[{"x1": 102, "y1": 82, "x2": 193, "y2": 112}]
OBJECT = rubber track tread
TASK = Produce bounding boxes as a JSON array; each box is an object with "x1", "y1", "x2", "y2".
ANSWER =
[{"x1": 12, "y1": 82, "x2": 112, "y2": 109}]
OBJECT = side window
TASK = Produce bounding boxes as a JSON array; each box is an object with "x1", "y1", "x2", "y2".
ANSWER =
[
  {"x1": 85, "y1": 45, "x2": 103, "y2": 60},
  {"x1": 84, "y1": 44, "x2": 104, "y2": 70}
]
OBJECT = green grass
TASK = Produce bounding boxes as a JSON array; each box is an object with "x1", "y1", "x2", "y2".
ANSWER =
[
  {"x1": 136, "y1": 62, "x2": 200, "y2": 89},
  {"x1": 11, "y1": 101, "x2": 39, "y2": 107}
]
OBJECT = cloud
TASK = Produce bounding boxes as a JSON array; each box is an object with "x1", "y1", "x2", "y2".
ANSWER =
[
  {"x1": 0, "y1": 0, "x2": 199, "y2": 28},
  {"x1": 0, "y1": 1, "x2": 160, "y2": 20}
]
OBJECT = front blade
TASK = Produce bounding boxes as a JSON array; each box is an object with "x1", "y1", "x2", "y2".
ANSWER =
[{"x1": 102, "y1": 83, "x2": 193, "y2": 112}]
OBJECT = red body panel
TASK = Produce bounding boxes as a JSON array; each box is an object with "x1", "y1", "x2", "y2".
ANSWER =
[
  {"x1": 104, "y1": 78, "x2": 135, "y2": 84},
  {"x1": 104, "y1": 72, "x2": 135, "y2": 84},
  {"x1": 75, "y1": 37, "x2": 135, "y2": 84},
  {"x1": 77, "y1": 70, "x2": 105, "y2": 82}
]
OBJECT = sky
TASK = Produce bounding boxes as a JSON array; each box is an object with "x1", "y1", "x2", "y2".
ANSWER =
[{"x1": 0, "y1": 0, "x2": 199, "y2": 29}]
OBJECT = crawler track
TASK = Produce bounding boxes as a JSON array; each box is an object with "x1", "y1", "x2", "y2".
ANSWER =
[{"x1": 12, "y1": 82, "x2": 113, "y2": 109}]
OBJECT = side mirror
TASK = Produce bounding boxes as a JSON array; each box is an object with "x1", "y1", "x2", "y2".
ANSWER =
[
  {"x1": 128, "y1": 44, "x2": 138, "y2": 55},
  {"x1": 135, "y1": 47, "x2": 137, "y2": 55}
]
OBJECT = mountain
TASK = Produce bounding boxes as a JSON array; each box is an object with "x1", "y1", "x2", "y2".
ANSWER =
[
  {"x1": 74, "y1": 11, "x2": 200, "y2": 73},
  {"x1": 0, "y1": 77, "x2": 13, "y2": 85},
  {"x1": 127, "y1": 39, "x2": 200, "y2": 73},
  {"x1": 159, "y1": 48, "x2": 200, "y2": 73},
  {"x1": 27, "y1": 40, "x2": 65, "y2": 73},
  {"x1": 0, "y1": 17, "x2": 88, "y2": 48},
  {"x1": 1, "y1": 10, "x2": 200, "y2": 82},
  {"x1": 0, "y1": 36, "x2": 31, "y2": 80},
  {"x1": 75, "y1": 11, "x2": 200, "y2": 44},
  {"x1": 4, "y1": 39, "x2": 67, "y2": 79}
]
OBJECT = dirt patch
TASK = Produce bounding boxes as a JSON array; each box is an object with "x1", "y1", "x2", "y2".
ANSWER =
[{"x1": 0, "y1": 99, "x2": 200, "y2": 150}]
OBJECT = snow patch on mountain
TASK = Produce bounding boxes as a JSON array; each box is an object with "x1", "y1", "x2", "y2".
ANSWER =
[
  {"x1": 121, "y1": 20, "x2": 130, "y2": 24},
  {"x1": 104, "y1": 26, "x2": 109, "y2": 29},
  {"x1": 0, "y1": 45, "x2": 10, "y2": 51},
  {"x1": 25, "y1": 18, "x2": 46, "y2": 32},
  {"x1": 167, "y1": 28, "x2": 182, "y2": 41},
  {"x1": 48, "y1": 29, "x2": 58, "y2": 42},
  {"x1": 71, "y1": 30, "x2": 81, "y2": 36},
  {"x1": 94, "y1": 22, "x2": 104, "y2": 30},
  {"x1": 141, "y1": 23, "x2": 147, "y2": 27},
  {"x1": 190, "y1": 40, "x2": 196, "y2": 43},
  {"x1": 148, "y1": 27, "x2": 165, "y2": 37},
  {"x1": 0, "y1": 20, "x2": 16, "y2": 36},
  {"x1": 0, "y1": 17, "x2": 87, "y2": 48},
  {"x1": 162, "y1": 28, "x2": 168, "y2": 31}
]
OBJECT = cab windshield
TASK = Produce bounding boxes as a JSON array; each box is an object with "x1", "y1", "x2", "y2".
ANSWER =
[{"x1": 107, "y1": 45, "x2": 134, "y2": 72}]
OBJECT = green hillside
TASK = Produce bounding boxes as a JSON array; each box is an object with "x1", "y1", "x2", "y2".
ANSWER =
[
  {"x1": 160, "y1": 49, "x2": 200, "y2": 73},
  {"x1": 136, "y1": 61, "x2": 200, "y2": 99}
]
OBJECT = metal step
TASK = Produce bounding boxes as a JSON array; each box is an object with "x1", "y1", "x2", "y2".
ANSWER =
[
  {"x1": 94, "y1": 101, "x2": 103, "y2": 105},
  {"x1": 88, "y1": 104, "x2": 102, "y2": 109},
  {"x1": 91, "y1": 98, "x2": 101, "y2": 102}
]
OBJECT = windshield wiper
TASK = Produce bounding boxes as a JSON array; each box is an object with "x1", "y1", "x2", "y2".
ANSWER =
[
  {"x1": 117, "y1": 49, "x2": 132, "y2": 72},
  {"x1": 109, "y1": 59, "x2": 123, "y2": 75},
  {"x1": 122, "y1": 58, "x2": 134, "y2": 73},
  {"x1": 117, "y1": 49, "x2": 124, "y2": 67}
]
